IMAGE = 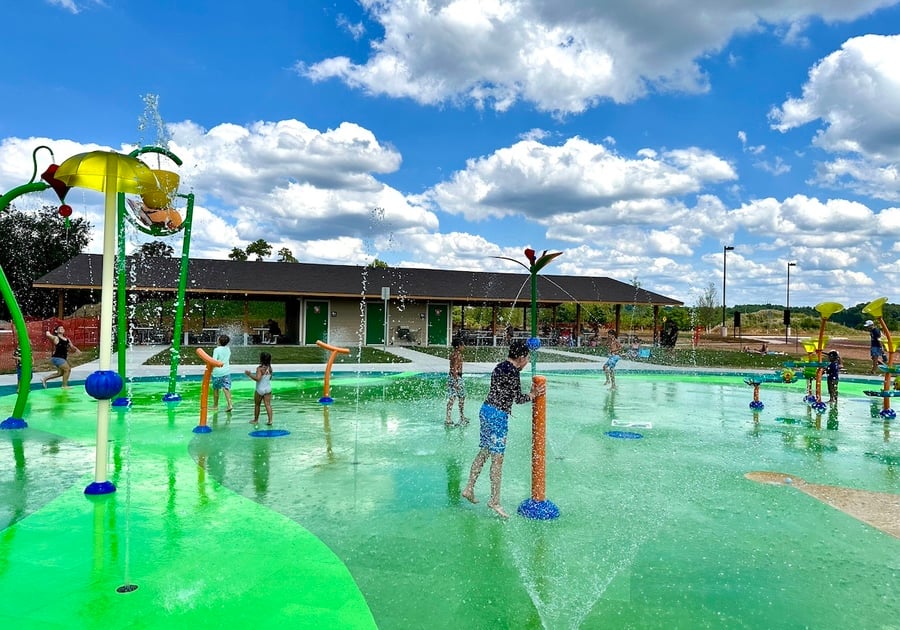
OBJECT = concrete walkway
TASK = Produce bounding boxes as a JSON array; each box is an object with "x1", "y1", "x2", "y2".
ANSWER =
[
  {"x1": 0, "y1": 343, "x2": 630, "y2": 390},
  {"x1": 8, "y1": 340, "x2": 844, "y2": 391}
]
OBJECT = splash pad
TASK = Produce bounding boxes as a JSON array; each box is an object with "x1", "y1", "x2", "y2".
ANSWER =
[{"x1": 1, "y1": 369, "x2": 897, "y2": 628}]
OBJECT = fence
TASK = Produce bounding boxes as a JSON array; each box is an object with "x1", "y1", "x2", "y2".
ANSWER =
[{"x1": 0, "y1": 317, "x2": 99, "y2": 372}]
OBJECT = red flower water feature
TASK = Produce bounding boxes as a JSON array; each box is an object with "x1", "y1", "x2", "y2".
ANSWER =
[{"x1": 41, "y1": 163, "x2": 71, "y2": 202}]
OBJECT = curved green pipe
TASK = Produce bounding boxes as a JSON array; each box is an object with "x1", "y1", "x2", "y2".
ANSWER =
[
  {"x1": 130, "y1": 145, "x2": 183, "y2": 167},
  {"x1": 0, "y1": 181, "x2": 51, "y2": 422},
  {"x1": 168, "y1": 192, "x2": 194, "y2": 395},
  {"x1": 116, "y1": 192, "x2": 128, "y2": 394}
]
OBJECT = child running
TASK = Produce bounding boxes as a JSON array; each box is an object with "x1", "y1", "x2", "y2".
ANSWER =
[
  {"x1": 603, "y1": 329, "x2": 622, "y2": 389},
  {"x1": 245, "y1": 351, "x2": 274, "y2": 425},
  {"x1": 42, "y1": 325, "x2": 81, "y2": 388}
]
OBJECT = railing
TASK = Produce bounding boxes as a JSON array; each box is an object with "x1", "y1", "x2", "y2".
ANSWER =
[{"x1": 0, "y1": 316, "x2": 100, "y2": 371}]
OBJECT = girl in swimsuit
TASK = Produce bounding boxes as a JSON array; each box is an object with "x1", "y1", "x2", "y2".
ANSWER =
[
  {"x1": 245, "y1": 351, "x2": 274, "y2": 425},
  {"x1": 42, "y1": 325, "x2": 81, "y2": 388}
]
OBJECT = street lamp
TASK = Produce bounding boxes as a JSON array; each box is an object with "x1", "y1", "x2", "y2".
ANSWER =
[
  {"x1": 722, "y1": 245, "x2": 734, "y2": 336},
  {"x1": 786, "y1": 262, "x2": 796, "y2": 344}
]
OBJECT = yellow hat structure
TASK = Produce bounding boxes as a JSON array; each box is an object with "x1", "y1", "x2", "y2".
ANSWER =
[{"x1": 141, "y1": 168, "x2": 180, "y2": 209}]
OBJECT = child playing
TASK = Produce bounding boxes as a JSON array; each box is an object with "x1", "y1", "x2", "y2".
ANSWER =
[
  {"x1": 603, "y1": 329, "x2": 622, "y2": 389},
  {"x1": 825, "y1": 350, "x2": 842, "y2": 404},
  {"x1": 211, "y1": 334, "x2": 233, "y2": 412},
  {"x1": 446, "y1": 338, "x2": 467, "y2": 426},
  {"x1": 461, "y1": 340, "x2": 544, "y2": 518},
  {"x1": 245, "y1": 351, "x2": 274, "y2": 426},
  {"x1": 42, "y1": 325, "x2": 81, "y2": 388},
  {"x1": 13, "y1": 346, "x2": 22, "y2": 384}
]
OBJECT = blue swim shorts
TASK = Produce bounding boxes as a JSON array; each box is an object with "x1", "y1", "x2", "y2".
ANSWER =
[
  {"x1": 212, "y1": 375, "x2": 232, "y2": 390},
  {"x1": 479, "y1": 403, "x2": 508, "y2": 454},
  {"x1": 604, "y1": 354, "x2": 620, "y2": 369},
  {"x1": 871, "y1": 347, "x2": 885, "y2": 360},
  {"x1": 50, "y1": 357, "x2": 66, "y2": 368}
]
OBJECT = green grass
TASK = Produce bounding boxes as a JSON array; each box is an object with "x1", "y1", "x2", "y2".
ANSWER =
[
  {"x1": 2, "y1": 339, "x2": 874, "y2": 375},
  {"x1": 143, "y1": 344, "x2": 410, "y2": 365},
  {"x1": 563, "y1": 345, "x2": 875, "y2": 374},
  {"x1": 413, "y1": 345, "x2": 595, "y2": 363}
]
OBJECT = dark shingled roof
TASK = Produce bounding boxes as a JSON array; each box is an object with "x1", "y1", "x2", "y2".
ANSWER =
[{"x1": 34, "y1": 254, "x2": 683, "y2": 307}]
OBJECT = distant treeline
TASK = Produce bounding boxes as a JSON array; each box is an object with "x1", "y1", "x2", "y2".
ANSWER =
[
  {"x1": 455, "y1": 301, "x2": 900, "y2": 333},
  {"x1": 732, "y1": 303, "x2": 900, "y2": 330}
]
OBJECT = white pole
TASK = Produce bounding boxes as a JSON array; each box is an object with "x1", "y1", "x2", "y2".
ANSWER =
[
  {"x1": 92, "y1": 157, "x2": 117, "y2": 485},
  {"x1": 382, "y1": 287, "x2": 390, "y2": 351}
]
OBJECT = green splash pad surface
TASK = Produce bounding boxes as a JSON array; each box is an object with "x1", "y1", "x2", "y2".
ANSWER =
[{"x1": 1, "y1": 372, "x2": 898, "y2": 628}]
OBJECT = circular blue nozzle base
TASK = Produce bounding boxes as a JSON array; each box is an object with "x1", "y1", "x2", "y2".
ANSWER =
[
  {"x1": 749, "y1": 400, "x2": 764, "y2": 410},
  {"x1": 84, "y1": 480, "x2": 116, "y2": 496},
  {"x1": 1, "y1": 417, "x2": 27, "y2": 430},
  {"x1": 249, "y1": 429, "x2": 290, "y2": 438},
  {"x1": 811, "y1": 401, "x2": 828, "y2": 413},
  {"x1": 112, "y1": 397, "x2": 131, "y2": 407},
  {"x1": 319, "y1": 396, "x2": 335, "y2": 404},
  {"x1": 605, "y1": 430, "x2": 643, "y2": 439},
  {"x1": 192, "y1": 425, "x2": 213, "y2": 434},
  {"x1": 162, "y1": 393, "x2": 182, "y2": 403},
  {"x1": 880, "y1": 408, "x2": 896, "y2": 420},
  {"x1": 517, "y1": 498, "x2": 560, "y2": 520}
]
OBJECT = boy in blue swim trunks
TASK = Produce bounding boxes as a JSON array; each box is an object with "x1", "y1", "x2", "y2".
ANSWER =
[
  {"x1": 865, "y1": 320, "x2": 886, "y2": 374},
  {"x1": 461, "y1": 340, "x2": 544, "y2": 518},
  {"x1": 211, "y1": 334, "x2": 234, "y2": 412},
  {"x1": 603, "y1": 329, "x2": 622, "y2": 389}
]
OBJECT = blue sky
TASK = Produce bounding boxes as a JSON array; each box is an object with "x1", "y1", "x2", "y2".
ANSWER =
[{"x1": 4, "y1": 1, "x2": 900, "y2": 310}]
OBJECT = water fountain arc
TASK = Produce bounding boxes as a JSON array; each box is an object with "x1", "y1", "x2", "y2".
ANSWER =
[{"x1": 114, "y1": 145, "x2": 194, "y2": 405}]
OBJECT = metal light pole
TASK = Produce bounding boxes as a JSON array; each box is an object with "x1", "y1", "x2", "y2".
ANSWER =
[
  {"x1": 722, "y1": 245, "x2": 734, "y2": 336},
  {"x1": 786, "y1": 261, "x2": 796, "y2": 344}
]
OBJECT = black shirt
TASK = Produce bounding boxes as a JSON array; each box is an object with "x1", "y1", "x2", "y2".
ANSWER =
[
  {"x1": 484, "y1": 360, "x2": 529, "y2": 414},
  {"x1": 870, "y1": 327, "x2": 882, "y2": 349}
]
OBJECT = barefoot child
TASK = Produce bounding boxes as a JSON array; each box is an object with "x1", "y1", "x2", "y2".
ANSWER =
[
  {"x1": 13, "y1": 346, "x2": 22, "y2": 385},
  {"x1": 245, "y1": 351, "x2": 274, "y2": 425},
  {"x1": 603, "y1": 329, "x2": 622, "y2": 389},
  {"x1": 211, "y1": 334, "x2": 234, "y2": 412},
  {"x1": 42, "y1": 325, "x2": 80, "y2": 389},
  {"x1": 826, "y1": 350, "x2": 842, "y2": 404},
  {"x1": 461, "y1": 340, "x2": 544, "y2": 518},
  {"x1": 446, "y1": 338, "x2": 467, "y2": 426}
]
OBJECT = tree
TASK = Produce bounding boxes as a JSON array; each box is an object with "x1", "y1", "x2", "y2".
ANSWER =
[
  {"x1": 368, "y1": 258, "x2": 389, "y2": 268},
  {"x1": 695, "y1": 281, "x2": 719, "y2": 330},
  {"x1": 228, "y1": 247, "x2": 248, "y2": 261},
  {"x1": 246, "y1": 239, "x2": 272, "y2": 261},
  {"x1": 0, "y1": 204, "x2": 92, "y2": 318},
  {"x1": 277, "y1": 247, "x2": 297, "y2": 263},
  {"x1": 132, "y1": 240, "x2": 175, "y2": 261}
]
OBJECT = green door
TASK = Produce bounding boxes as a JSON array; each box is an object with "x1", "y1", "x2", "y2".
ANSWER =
[
  {"x1": 304, "y1": 300, "x2": 329, "y2": 344},
  {"x1": 366, "y1": 303, "x2": 385, "y2": 345},
  {"x1": 427, "y1": 303, "x2": 449, "y2": 346}
]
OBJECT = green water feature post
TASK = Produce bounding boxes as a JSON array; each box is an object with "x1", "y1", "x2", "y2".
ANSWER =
[{"x1": 0, "y1": 172, "x2": 55, "y2": 428}]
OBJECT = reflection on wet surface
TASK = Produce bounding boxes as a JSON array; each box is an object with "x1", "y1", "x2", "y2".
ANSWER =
[{"x1": 1, "y1": 372, "x2": 899, "y2": 628}]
